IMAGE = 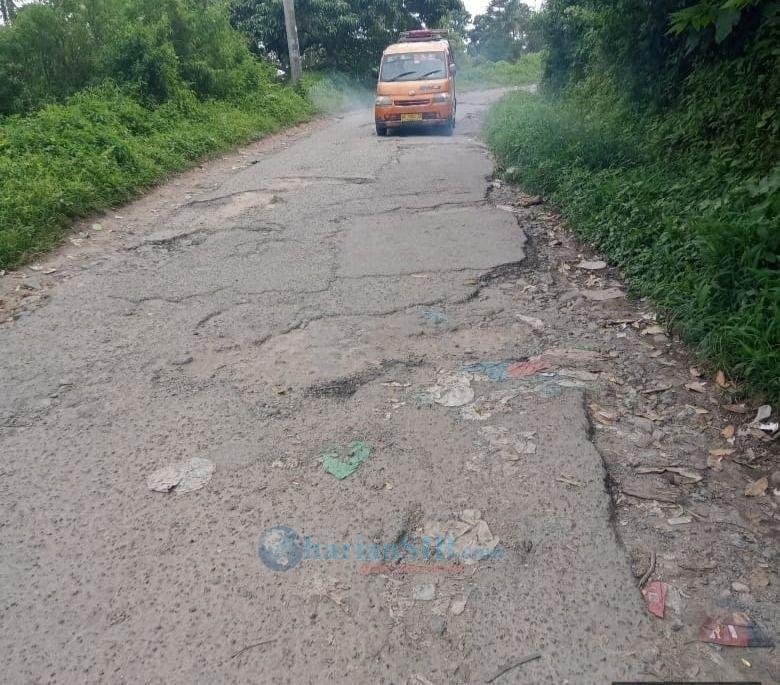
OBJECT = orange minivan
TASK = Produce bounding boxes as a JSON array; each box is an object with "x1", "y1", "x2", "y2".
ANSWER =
[{"x1": 374, "y1": 30, "x2": 457, "y2": 136}]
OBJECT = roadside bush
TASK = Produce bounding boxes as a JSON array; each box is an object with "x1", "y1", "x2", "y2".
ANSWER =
[
  {"x1": 457, "y1": 53, "x2": 542, "y2": 90},
  {"x1": 0, "y1": 83, "x2": 312, "y2": 268},
  {"x1": 486, "y1": 88, "x2": 779, "y2": 401}
]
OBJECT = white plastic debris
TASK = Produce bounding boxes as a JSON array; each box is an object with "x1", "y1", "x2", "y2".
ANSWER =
[
  {"x1": 147, "y1": 457, "x2": 215, "y2": 494},
  {"x1": 428, "y1": 372, "x2": 474, "y2": 407}
]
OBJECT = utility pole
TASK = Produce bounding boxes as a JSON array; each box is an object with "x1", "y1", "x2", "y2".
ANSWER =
[{"x1": 282, "y1": 0, "x2": 302, "y2": 84}]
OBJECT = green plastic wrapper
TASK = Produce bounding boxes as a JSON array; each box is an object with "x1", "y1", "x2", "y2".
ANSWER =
[{"x1": 322, "y1": 441, "x2": 372, "y2": 480}]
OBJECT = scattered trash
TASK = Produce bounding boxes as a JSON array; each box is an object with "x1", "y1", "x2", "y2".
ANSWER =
[
  {"x1": 515, "y1": 314, "x2": 545, "y2": 331},
  {"x1": 171, "y1": 354, "x2": 194, "y2": 366},
  {"x1": 91, "y1": 223, "x2": 103, "y2": 231},
  {"x1": 414, "y1": 390, "x2": 435, "y2": 408},
  {"x1": 485, "y1": 653, "x2": 542, "y2": 683},
  {"x1": 463, "y1": 278, "x2": 479, "y2": 286},
  {"x1": 271, "y1": 385, "x2": 286, "y2": 395},
  {"x1": 707, "y1": 448, "x2": 735, "y2": 470},
  {"x1": 751, "y1": 405, "x2": 772, "y2": 424},
  {"x1": 480, "y1": 426, "x2": 537, "y2": 460},
  {"x1": 723, "y1": 403, "x2": 750, "y2": 414},
  {"x1": 642, "y1": 581, "x2": 668, "y2": 618},
  {"x1": 699, "y1": 612, "x2": 775, "y2": 648},
  {"x1": 641, "y1": 325, "x2": 666, "y2": 336},
  {"x1": 715, "y1": 370, "x2": 730, "y2": 388},
  {"x1": 577, "y1": 260, "x2": 607, "y2": 271},
  {"x1": 636, "y1": 465, "x2": 702, "y2": 483},
  {"x1": 450, "y1": 597, "x2": 468, "y2": 615},
  {"x1": 507, "y1": 358, "x2": 551, "y2": 378},
  {"x1": 582, "y1": 288, "x2": 624, "y2": 301},
  {"x1": 412, "y1": 584, "x2": 436, "y2": 601},
  {"x1": 589, "y1": 402, "x2": 618, "y2": 424},
  {"x1": 463, "y1": 360, "x2": 514, "y2": 381},
  {"x1": 667, "y1": 515, "x2": 693, "y2": 526},
  {"x1": 749, "y1": 566, "x2": 770, "y2": 589},
  {"x1": 322, "y1": 441, "x2": 372, "y2": 480},
  {"x1": 419, "y1": 308, "x2": 448, "y2": 325},
  {"x1": 428, "y1": 373, "x2": 474, "y2": 407},
  {"x1": 721, "y1": 425, "x2": 735, "y2": 439},
  {"x1": 421, "y1": 510, "x2": 500, "y2": 566},
  {"x1": 147, "y1": 457, "x2": 215, "y2": 494},
  {"x1": 461, "y1": 403, "x2": 492, "y2": 421},
  {"x1": 537, "y1": 382, "x2": 562, "y2": 398},
  {"x1": 518, "y1": 195, "x2": 543, "y2": 207},
  {"x1": 744, "y1": 476, "x2": 768, "y2": 497}
]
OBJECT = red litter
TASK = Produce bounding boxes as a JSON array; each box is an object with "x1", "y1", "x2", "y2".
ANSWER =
[
  {"x1": 507, "y1": 358, "x2": 551, "y2": 379},
  {"x1": 699, "y1": 612, "x2": 775, "y2": 648},
  {"x1": 641, "y1": 581, "x2": 667, "y2": 618}
]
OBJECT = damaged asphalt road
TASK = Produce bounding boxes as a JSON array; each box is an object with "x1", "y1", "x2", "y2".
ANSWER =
[{"x1": 1, "y1": 90, "x2": 777, "y2": 683}]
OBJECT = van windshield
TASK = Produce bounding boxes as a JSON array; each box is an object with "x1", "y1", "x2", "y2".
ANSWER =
[{"x1": 380, "y1": 52, "x2": 447, "y2": 82}]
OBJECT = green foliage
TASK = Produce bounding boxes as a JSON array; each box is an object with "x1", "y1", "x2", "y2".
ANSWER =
[
  {"x1": 457, "y1": 52, "x2": 542, "y2": 90},
  {"x1": 486, "y1": 0, "x2": 780, "y2": 400},
  {"x1": 229, "y1": 0, "x2": 466, "y2": 76},
  {"x1": 0, "y1": 0, "x2": 277, "y2": 115},
  {"x1": 469, "y1": 1, "x2": 542, "y2": 61},
  {"x1": 0, "y1": 0, "x2": 314, "y2": 269},
  {"x1": 486, "y1": 85, "x2": 779, "y2": 400}
]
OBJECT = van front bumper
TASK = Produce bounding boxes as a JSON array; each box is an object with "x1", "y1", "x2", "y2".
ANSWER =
[{"x1": 375, "y1": 103, "x2": 453, "y2": 128}]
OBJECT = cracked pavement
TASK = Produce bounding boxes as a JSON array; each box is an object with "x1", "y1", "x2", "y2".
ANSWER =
[{"x1": 1, "y1": 90, "x2": 776, "y2": 684}]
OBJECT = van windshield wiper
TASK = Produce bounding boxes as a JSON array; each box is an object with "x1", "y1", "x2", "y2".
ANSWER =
[
  {"x1": 420, "y1": 69, "x2": 444, "y2": 79},
  {"x1": 385, "y1": 71, "x2": 417, "y2": 82}
]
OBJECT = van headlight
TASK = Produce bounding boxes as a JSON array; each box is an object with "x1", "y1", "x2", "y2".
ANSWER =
[
  {"x1": 432, "y1": 93, "x2": 451, "y2": 102},
  {"x1": 375, "y1": 96, "x2": 392, "y2": 106}
]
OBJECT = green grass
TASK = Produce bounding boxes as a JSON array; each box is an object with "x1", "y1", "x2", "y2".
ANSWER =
[
  {"x1": 458, "y1": 53, "x2": 542, "y2": 91},
  {"x1": 0, "y1": 82, "x2": 312, "y2": 269},
  {"x1": 301, "y1": 72, "x2": 374, "y2": 114},
  {"x1": 485, "y1": 90, "x2": 779, "y2": 402}
]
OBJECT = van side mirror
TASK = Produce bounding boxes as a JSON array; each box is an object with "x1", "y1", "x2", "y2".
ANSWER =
[
  {"x1": 371, "y1": 66, "x2": 379, "y2": 78},
  {"x1": 449, "y1": 63, "x2": 457, "y2": 76}
]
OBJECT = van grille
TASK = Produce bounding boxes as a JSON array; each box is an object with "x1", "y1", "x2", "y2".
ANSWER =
[{"x1": 395, "y1": 98, "x2": 431, "y2": 106}]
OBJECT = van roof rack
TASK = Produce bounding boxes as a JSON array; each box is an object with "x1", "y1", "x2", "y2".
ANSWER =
[{"x1": 399, "y1": 29, "x2": 449, "y2": 43}]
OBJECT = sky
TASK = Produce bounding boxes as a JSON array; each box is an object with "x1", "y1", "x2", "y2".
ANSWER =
[{"x1": 464, "y1": 0, "x2": 543, "y2": 19}]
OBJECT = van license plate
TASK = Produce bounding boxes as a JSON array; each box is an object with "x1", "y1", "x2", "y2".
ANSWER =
[{"x1": 401, "y1": 113, "x2": 423, "y2": 122}]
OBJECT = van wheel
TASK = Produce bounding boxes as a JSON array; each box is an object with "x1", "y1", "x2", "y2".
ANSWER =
[
  {"x1": 376, "y1": 124, "x2": 387, "y2": 136},
  {"x1": 443, "y1": 117, "x2": 454, "y2": 136}
]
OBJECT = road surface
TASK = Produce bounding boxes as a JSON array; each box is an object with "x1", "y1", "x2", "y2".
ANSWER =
[{"x1": 2, "y1": 90, "x2": 775, "y2": 683}]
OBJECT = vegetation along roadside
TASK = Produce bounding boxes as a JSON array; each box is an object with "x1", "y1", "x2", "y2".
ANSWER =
[{"x1": 486, "y1": 0, "x2": 779, "y2": 402}]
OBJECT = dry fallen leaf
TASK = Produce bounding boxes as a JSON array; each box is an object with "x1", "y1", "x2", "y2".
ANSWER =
[
  {"x1": 750, "y1": 566, "x2": 770, "y2": 589},
  {"x1": 721, "y1": 425, "x2": 735, "y2": 439},
  {"x1": 642, "y1": 325, "x2": 666, "y2": 336},
  {"x1": 744, "y1": 476, "x2": 768, "y2": 497},
  {"x1": 715, "y1": 370, "x2": 729, "y2": 388},
  {"x1": 685, "y1": 381, "x2": 706, "y2": 394},
  {"x1": 723, "y1": 403, "x2": 750, "y2": 414},
  {"x1": 689, "y1": 367, "x2": 701, "y2": 377},
  {"x1": 707, "y1": 454, "x2": 725, "y2": 471},
  {"x1": 708, "y1": 447, "x2": 736, "y2": 457}
]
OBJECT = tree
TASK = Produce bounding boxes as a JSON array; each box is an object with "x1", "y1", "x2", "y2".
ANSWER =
[
  {"x1": 229, "y1": 0, "x2": 466, "y2": 75},
  {"x1": 1, "y1": 0, "x2": 19, "y2": 24},
  {"x1": 469, "y1": 0, "x2": 540, "y2": 62}
]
